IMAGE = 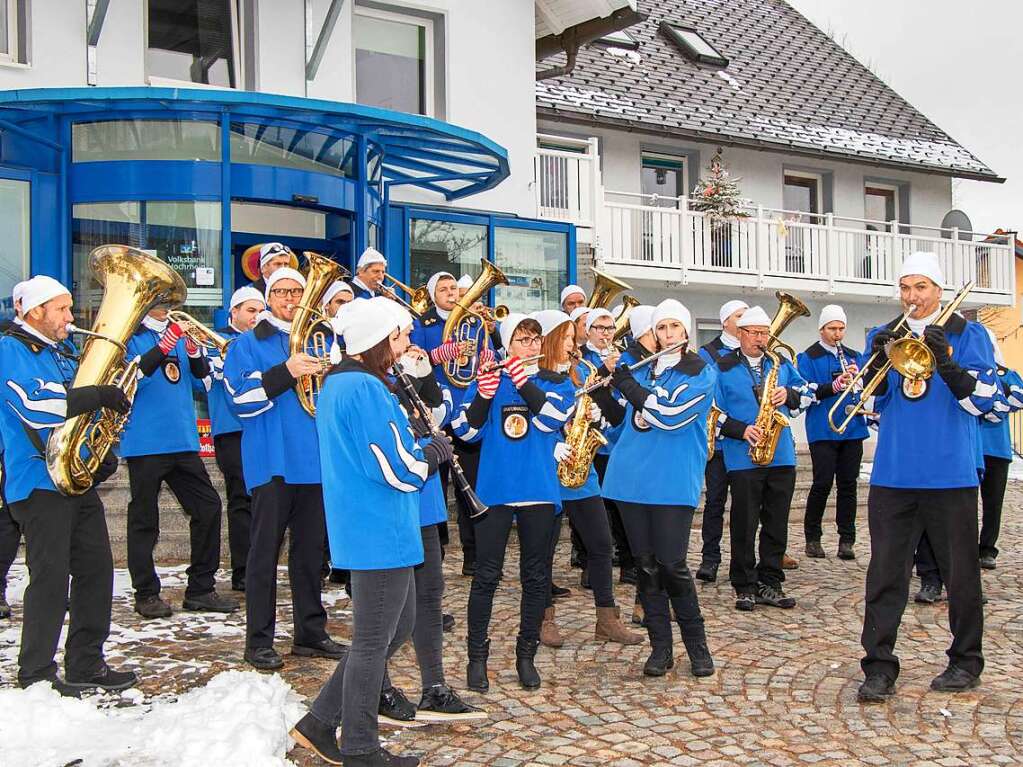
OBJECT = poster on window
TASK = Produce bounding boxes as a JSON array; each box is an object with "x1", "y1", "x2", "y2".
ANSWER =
[{"x1": 494, "y1": 230, "x2": 553, "y2": 314}]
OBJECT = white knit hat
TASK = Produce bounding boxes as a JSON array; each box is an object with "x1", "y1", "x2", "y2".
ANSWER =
[
  {"x1": 334, "y1": 299, "x2": 396, "y2": 356},
  {"x1": 356, "y1": 247, "x2": 387, "y2": 271},
  {"x1": 499, "y1": 312, "x2": 530, "y2": 350},
  {"x1": 19, "y1": 276, "x2": 71, "y2": 314},
  {"x1": 320, "y1": 280, "x2": 353, "y2": 311},
  {"x1": 535, "y1": 309, "x2": 572, "y2": 336},
  {"x1": 259, "y1": 242, "x2": 294, "y2": 268},
  {"x1": 457, "y1": 274, "x2": 473, "y2": 289},
  {"x1": 898, "y1": 251, "x2": 944, "y2": 287},
  {"x1": 369, "y1": 295, "x2": 414, "y2": 332},
  {"x1": 652, "y1": 299, "x2": 691, "y2": 338},
  {"x1": 584, "y1": 307, "x2": 614, "y2": 333},
  {"x1": 736, "y1": 305, "x2": 771, "y2": 328},
  {"x1": 11, "y1": 279, "x2": 27, "y2": 312},
  {"x1": 818, "y1": 304, "x2": 847, "y2": 329},
  {"x1": 264, "y1": 267, "x2": 306, "y2": 300},
  {"x1": 560, "y1": 284, "x2": 586, "y2": 307},
  {"x1": 426, "y1": 271, "x2": 455, "y2": 302},
  {"x1": 569, "y1": 306, "x2": 591, "y2": 322},
  {"x1": 719, "y1": 299, "x2": 749, "y2": 325},
  {"x1": 629, "y1": 305, "x2": 656, "y2": 338},
  {"x1": 230, "y1": 286, "x2": 265, "y2": 310}
]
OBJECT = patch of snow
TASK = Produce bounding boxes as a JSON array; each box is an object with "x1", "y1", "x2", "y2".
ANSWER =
[
  {"x1": 717, "y1": 70, "x2": 742, "y2": 91},
  {"x1": 535, "y1": 81, "x2": 646, "y2": 119},
  {"x1": 0, "y1": 670, "x2": 305, "y2": 767},
  {"x1": 604, "y1": 46, "x2": 642, "y2": 65},
  {"x1": 1008, "y1": 455, "x2": 1023, "y2": 482}
]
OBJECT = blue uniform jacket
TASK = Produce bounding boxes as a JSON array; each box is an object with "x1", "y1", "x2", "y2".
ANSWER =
[
  {"x1": 979, "y1": 366, "x2": 1023, "y2": 459},
  {"x1": 206, "y1": 326, "x2": 243, "y2": 437},
  {"x1": 318, "y1": 359, "x2": 426, "y2": 570},
  {"x1": 223, "y1": 319, "x2": 321, "y2": 491},
  {"x1": 0, "y1": 330, "x2": 79, "y2": 503},
  {"x1": 714, "y1": 350, "x2": 813, "y2": 472},
  {"x1": 451, "y1": 372, "x2": 573, "y2": 511},
  {"x1": 603, "y1": 351, "x2": 717, "y2": 507},
  {"x1": 796, "y1": 342, "x2": 869, "y2": 442},
  {"x1": 120, "y1": 326, "x2": 208, "y2": 457},
  {"x1": 868, "y1": 313, "x2": 998, "y2": 489}
]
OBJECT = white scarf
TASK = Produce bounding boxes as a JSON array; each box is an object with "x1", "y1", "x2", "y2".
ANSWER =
[
  {"x1": 743, "y1": 352, "x2": 765, "y2": 374},
  {"x1": 818, "y1": 340, "x2": 839, "y2": 356},
  {"x1": 262, "y1": 311, "x2": 292, "y2": 334},
  {"x1": 142, "y1": 315, "x2": 169, "y2": 333},
  {"x1": 654, "y1": 352, "x2": 681, "y2": 375},
  {"x1": 352, "y1": 276, "x2": 376, "y2": 296},
  {"x1": 906, "y1": 307, "x2": 940, "y2": 336},
  {"x1": 720, "y1": 332, "x2": 740, "y2": 350},
  {"x1": 586, "y1": 341, "x2": 610, "y2": 359},
  {"x1": 14, "y1": 317, "x2": 57, "y2": 347},
  {"x1": 435, "y1": 306, "x2": 451, "y2": 321}
]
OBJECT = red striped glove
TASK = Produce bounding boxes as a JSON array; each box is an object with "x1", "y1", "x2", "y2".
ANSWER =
[
  {"x1": 157, "y1": 323, "x2": 184, "y2": 355},
  {"x1": 429, "y1": 340, "x2": 462, "y2": 365},
  {"x1": 504, "y1": 356, "x2": 528, "y2": 389},
  {"x1": 478, "y1": 346, "x2": 496, "y2": 368},
  {"x1": 477, "y1": 369, "x2": 500, "y2": 399},
  {"x1": 184, "y1": 336, "x2": 201, "y2": 358}
]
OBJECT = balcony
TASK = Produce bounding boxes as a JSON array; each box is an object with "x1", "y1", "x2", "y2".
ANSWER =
[{"x1": 534, "y1": 137, "x2": 1016, "y2": 306}]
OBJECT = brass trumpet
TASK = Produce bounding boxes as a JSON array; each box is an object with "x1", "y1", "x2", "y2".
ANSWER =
[
  {"x1": 382, "y1": 274, "x2": 431, "y2": 317},
  {"x1": 167, "y1": 310, "x2": 231, "y2": 356}
]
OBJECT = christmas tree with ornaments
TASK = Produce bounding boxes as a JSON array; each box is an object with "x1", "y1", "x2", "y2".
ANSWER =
[{"x1": 690, "y1": 149, "x2": 749, "y2": 220}]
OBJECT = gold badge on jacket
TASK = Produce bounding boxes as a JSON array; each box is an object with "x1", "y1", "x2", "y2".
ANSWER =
[
  {"x1": 163, "y1": 359, "x2": 181, "y2": 384},
  {"x1": 902, "y1": 376, "x2": 925, "y2": 400},
  {"x1": 501, "y1": 405, "x2": 529, "y2": 439}
]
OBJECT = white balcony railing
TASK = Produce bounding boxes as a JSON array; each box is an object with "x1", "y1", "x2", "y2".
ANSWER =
[{"x1": 534, "y1": 135, "x2": 601, "y2": 230}]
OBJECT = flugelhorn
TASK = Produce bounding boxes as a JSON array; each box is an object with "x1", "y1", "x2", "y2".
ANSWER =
[{"x1": 167, "y1": 310, "x2": 231, "y2": 356}]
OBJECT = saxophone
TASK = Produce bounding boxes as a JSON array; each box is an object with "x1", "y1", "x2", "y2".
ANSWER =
[
  {"x1": 748, "y1": 346, "x2": 790, "y2": 466},
  {"x1": 557, "y1": 358, "x2": 609, "y2": 489},
  {"x1": 705, "y1": 404, "x2": 721, "y2": 460}
]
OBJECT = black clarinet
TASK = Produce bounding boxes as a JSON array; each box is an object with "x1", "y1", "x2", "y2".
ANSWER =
[{"x1": 391, "y1": 365, "x2": 488, "y2": 519}]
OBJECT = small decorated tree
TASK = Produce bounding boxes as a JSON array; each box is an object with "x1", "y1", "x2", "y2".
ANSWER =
[{"x1": 690, "y1": 149, "x2": 748, "y2": 220}]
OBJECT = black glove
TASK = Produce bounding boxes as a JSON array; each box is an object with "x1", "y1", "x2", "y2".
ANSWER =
[
  {"x1": 97, "y1": 385, "x2": 131, "y2": 414},
  {"x1": 611, "y1": 365, "x2": 650, "y2": 412},
  {"x1": 609, "y1": 364, "x2": 635, "y2": 390},
  {"x1": 422, "y1": 433, "x2": 455, "y2": 476},
  {"x1": 922, "y1": 325, "x2": 952, "y2": 366},
  {"x1": 66, "y1": 385, "x2": 130, "y2": 418},
  {"x1": 92, "y1": 451, "x2": 120, "y2": 487},
  {"x1": 871, "y1": 329, "x2": 898, "y2": 355}
]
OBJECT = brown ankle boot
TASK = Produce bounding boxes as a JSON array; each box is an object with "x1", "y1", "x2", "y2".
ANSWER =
[
  {"x1": 595, "y1": 606, "x2": 644, "y2": 645},
  {"x1": 539, "y1": 606, "x2": 564, "y2": 648}
]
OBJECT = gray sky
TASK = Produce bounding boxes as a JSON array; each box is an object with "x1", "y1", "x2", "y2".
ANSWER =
[{"x1": 786, "y1": 0, "x2": 1022, "y2": 237}]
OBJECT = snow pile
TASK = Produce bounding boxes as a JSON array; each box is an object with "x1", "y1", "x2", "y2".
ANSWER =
[
  {"x1": 604, "y1": 46, "x2": 641, "y2": 65},
  {"x1": 0, "y1": 670, "x2": 306, "y2": 767},
  {"x1": 717, "y1": 70, "x2": 742, "y2": 91}
]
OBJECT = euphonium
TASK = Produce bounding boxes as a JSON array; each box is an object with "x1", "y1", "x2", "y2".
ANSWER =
[
  {"x1": 557, "y1": 358, "x2": 608, "y2": 489},
  {"x1": 612, "y1": 295, "x2": 642, "y2": 349},
  {"x1": 46, "y1": 245, "x2": 186, "y2": 496},
  {"x1": 441, "y1": 259, "x2": 509, "y2": 388},
  {"x1": 290, "y1": 251, "x2": 346, "y2": 416},
  {"x1": 167, "y1": 310, "x2": 231, "y2": 356},
  {"x1": 586, "y1": 268, "x2": 632, "y2": 309}
]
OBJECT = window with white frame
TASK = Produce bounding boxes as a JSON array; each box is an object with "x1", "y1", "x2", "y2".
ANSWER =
[
  {"x1": 146, "y1": 0, "x2": 241, "y2": 88},
  {"x1": 0, "y1": 0, "x2": 21, "y2": 63},
  {"x1": 864, "y1": 184, "x2": 899, "y2": 230},
  {"x1": 783, "y1": 172, "x2": 822, "y2": 218},
  {"x1": 353, "y1": 6, "x2": 432, "y2": 116}
]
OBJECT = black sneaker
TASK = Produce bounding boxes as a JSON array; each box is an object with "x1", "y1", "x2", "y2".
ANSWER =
[
  {"x1": 341, "y1": 747, "x2": 420, "y2": 767},
  {"x1": 756, "y1": 583, "x2": 796, "y2": 609},
  {"x1": 734, "y1": 593, "x2": 756, "y2": 612},
  {"x1": 805, "y1": 540, "x2": 826, "y2": 559},
  {"x1": 183, "y1": 590, "x2": 240, "y2": 613},
  {"x1": 930, "y1": 665, "x2": 980, "y2": 692},
  {"x1": 290, "y1": 712, "x2": 343, "y2": 765},
  {"x1": 292, "y1": 637, "x2": 347, "y2": 659},
  {"x1": 416, "y1": 684, "x2": 487, "y2": 722},
  {"x1": 979, "y1": 554, "x2": 997, "y2": 570},
  {"x1": 66, "y1": 663, "x2": 139, "y2": 692},
  {"x1": 550, "y1": 583, "x2": 572, "y2": 600},
  {"x1": 20, "y1": 675, "x2": 82, "y2": 698},
  {"x1": 134, "y1": 594, "x2": 172, "y2": 619},
  {"x1": 857, "y1": 673, "x2": 895, "y2": 703},
  {"x1": 837, "y1": 540, "x2": 856, "y2": 560},
  {"x1": 379, "y1": 686, "x2": 422, "y2": 728},
  {"x1": 695, "y1": 561, "x2": 718, "y2": 583},
  {"x1": 442, "y1": 613, "x2": 455, "y2": 633},
  {"x1": 245, "y1": 646, "x2": 284, "y2": 671},
  {"x1": 914, "y1": 583, "x2": 944, "y2": 604}
]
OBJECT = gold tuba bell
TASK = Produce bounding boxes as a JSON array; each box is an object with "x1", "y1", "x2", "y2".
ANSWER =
[
  {"x1": 290, "y1": 251, "x2": 346, "y2": 416},
  {"x1": 46, "y1": 245, "x2": 187, "y2": 496},
  {"x1": 441, "y1": 259, "x2": 509, "y2": 388},
  {"x1": 586, "y1": 268, "x2": 632, "y2": 309}
]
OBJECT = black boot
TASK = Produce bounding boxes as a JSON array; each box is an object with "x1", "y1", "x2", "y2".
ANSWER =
[
  {"x1": 290, "y1": 712, "x2": 343, "y2": 765},
  {"x1": 466, "y1": 638, "x2": 490, "y2": 693},
  {"x1": 679, "y1": 622, "x2": 715, "y2": 677},
  {"x1": 515, "y1": 637, "x2": 541, "y2": 690},
  {"x1": 643, "y1": 646, "x2": 674, "y2": 677}
]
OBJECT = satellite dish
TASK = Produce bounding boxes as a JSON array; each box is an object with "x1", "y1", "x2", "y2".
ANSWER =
[{"x1": 940, "y1": 209, "x2": 973, "y2": 240}]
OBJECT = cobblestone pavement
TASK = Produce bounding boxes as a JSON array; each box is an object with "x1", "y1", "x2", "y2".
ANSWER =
[{"x1": 3, "y1": 485, "x2": 1023, "y2": 767}]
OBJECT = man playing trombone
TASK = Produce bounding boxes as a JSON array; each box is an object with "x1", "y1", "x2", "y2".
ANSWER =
[
  {"x1": 351, "y1": 247, "x2": 388, "y2": 299},
  {"x1": 857, "y1": 252, "x2": 998, "y2": 703}
]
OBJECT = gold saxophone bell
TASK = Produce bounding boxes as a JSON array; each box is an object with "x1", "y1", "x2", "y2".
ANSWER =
[
  {"x1": 291, "y1": 251, "x2": 347, "y2": 416},
  {"x1": 586, "y1": 268, "x2": 632, "y2": 309},
  {"x1": 47, "y1": 245, "x2": 187, "y2": 496},
  {"x1": 441, "y1": 259, "x2": 510, "y2": 388},
  {"x1": 166, "y1": 310, "x2": 231, "y2": 356}
]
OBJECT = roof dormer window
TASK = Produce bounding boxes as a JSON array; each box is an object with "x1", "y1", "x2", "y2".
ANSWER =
[
  {"x1": 595, "y1": 28, "x2": 639, "y2": 50},
  {"x1": 660, "y1": 22, "x2": 728, "y2": 67}
]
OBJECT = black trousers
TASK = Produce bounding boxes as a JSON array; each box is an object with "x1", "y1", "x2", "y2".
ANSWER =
[
  {"x1": 0, "y1": 504, "x2": 21, "y2": 586},
  {"x1": 9, "y1": 489, "x2": 112, "y2": 685},
  {"x1": 595, "y1": 453, "x2": 633, "y2": 570},
  {"x1": 247, "y1": 477, "x2": 328, "y2": 648},
  {"x1": 861, "y1": 485, "x2": 984, "y2": 680},
  {"x1": 915, "y1": 531, "x2": 941, "y2": 588},
  {"x1": 467, "y1": 504, "x2": 556, "y2": 646},
  {"x1": 126, "y1": 451, "x2": 223, "y2": 600},
  {"x1": 804, "y1": 439, "x2": 863, "y2": 543},
  {"x1": 728, "y1": 466, "x2": 796, "y2": 593},
  {"x1": 700, "y1": 450, "x2": 729, "y2": 565},
  {"x1": 443, "y1": 429, "x2": 481, "y2": 566},
  {"x1": 544, "y1": 512, "x2": 565, "y2": 609},
  {"x1": 617, "y1": 501, "x2": 704, "y2": 650},
  {"x1": 979, "y1": 455, "x2": 1010, "y2": 559},
  {"x1": 213, "y1": 432, "x2": 252, "y2": 587},
  {"x1": 564, "y1": 495, "x2": 615, "y2": 608}
]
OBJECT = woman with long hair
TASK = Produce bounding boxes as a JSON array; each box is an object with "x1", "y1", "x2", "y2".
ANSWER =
[
  {"x1": 290, "y1": 298, "x2": 453, "y2": 767},
  {"x1": 533, "y1": 310, "x2": 643, "y2": 648},
  {"x1": 602, "y1": 299, "x2": 717, "y2": 679}
]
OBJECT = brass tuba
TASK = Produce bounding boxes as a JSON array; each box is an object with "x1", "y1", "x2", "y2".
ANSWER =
[
  {"x1": 557, "y1": 358, "x2": 609, "y2": 489},
  {"x1": 612, "y1": 295, "x2": 642, "y2": 348},
  {"x1": 290, "y1": 251, "x2": 346, "y2": 416},
  {"x1": 46, "y1": 245, "x2": 187, "y2": 496},
  {"x1": 747, "y1": 291, "x2": 809, "y2": 466},
  {"x1": 441, "y1": 259, "x2": 509, "y2": 388},
  {"x1": 586, "y1": 268, "x2": 632, "y2": 309}
]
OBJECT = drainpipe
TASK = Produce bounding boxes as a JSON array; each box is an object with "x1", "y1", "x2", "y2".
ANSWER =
[{"x1": 537, "y1": 34, "x2": 579, "y2": 81}]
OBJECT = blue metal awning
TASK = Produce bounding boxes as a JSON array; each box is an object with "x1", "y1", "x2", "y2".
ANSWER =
[{"x1": 0, "y1": 87, "x2": 509, "y2": 201}]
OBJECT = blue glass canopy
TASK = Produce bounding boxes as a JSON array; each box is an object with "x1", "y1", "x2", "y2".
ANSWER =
[{"x1": 0, "y1": 87, "x2": 510, "y2": 200}]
